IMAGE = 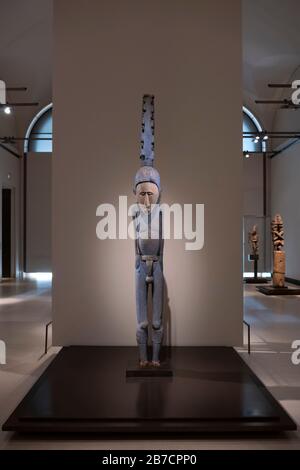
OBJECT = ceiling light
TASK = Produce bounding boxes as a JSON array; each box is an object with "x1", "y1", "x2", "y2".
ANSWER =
[
  {"x1": 4, "y1": 106, "x2": 11, "y2": 114},
  {"x1": 244, "y1": 152, "x2": 250, "y2": 158},
  {"x1": 263, "y1": 134, "x2": 269, "y2": 140}
]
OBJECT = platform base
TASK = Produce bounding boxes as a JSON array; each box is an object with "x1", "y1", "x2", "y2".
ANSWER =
[
  {"x1": 126, "y1": 362, "x2": 173, "y2": 377},
  {"x1": 2, "y1": 346, "x2": 296, "y2": 434},
  {"x1": 244, "y1": 278, "x2": 270, "y2": 284},
  {"x1": 257, "y1": 286, "x2": 300, "y2": 295}
]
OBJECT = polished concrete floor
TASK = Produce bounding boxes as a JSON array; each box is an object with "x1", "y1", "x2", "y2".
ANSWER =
[{"x1": 0, "y1": 279, "x2": 300, "y2": 449}]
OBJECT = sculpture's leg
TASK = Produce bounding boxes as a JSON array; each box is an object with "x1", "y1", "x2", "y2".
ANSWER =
[
  {"x1": 151, "y1": 261, "x2": 164, "y2": 364},
  {"x1": 135, "y1": 260, "x2": 149, "y2": 364}
]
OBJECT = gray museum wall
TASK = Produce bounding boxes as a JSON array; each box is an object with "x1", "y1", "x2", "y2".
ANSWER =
[
  {"x1": 26, "y1": 152, "x2": 52, "y2": 272},
  {"x1": 0, "y1": 110, "x2": 21, "y2": 279},
  {"x1": 271, "y1": 142, "x2": 300, "y2": 280},
  {"x1": 242, "y1": 150, "x2": 272, "y2": 274},
  {"x1": 243, "y1": 153, "x2": 265, "y2": 273},
  {"x1": 53, "y1": 0, "x2": 243, "y2": 346},
  {"x1": 0, "y1": 147, "x2": 21, "y2": 279},
  {"x1": 243, "y1": 154, "x2": 264, "y2": 217},
  {"x1": 271, "y1": 66, "x2": 300, "y2": 281}
]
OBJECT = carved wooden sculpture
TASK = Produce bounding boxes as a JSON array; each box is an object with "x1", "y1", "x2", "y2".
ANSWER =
[
  {"x1": 271, "y1": 214, "x2": 285, "y2": 288},
  {"x1": 133, "y1": 95, "x2": 164, "y2": 368},
  {"x1": 257, "y1": 214, "x2": 300, "y2": 294},
  {"x1": 248, "y1": 224, "x2": 259, "y2": 257}
]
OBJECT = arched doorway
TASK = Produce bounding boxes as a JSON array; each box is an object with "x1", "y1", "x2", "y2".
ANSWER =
[{"x1": 24, "y1": 104, "x2": 52, "y2": 276}]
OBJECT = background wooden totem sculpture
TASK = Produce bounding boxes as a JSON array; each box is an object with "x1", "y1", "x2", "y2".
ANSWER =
[
  {"x1": 257, "y1": 214, "x2": 300, "y2": 295},
  {"x1": 271, "y1": 214, "x2": 285, "y2": 288}
]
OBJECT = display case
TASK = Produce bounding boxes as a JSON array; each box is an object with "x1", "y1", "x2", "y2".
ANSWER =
[{"x1": 243, "y1": 215, "x2": 271, "y2": 279}]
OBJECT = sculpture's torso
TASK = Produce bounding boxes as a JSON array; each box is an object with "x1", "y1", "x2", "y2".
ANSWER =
[{"x1": 136, "y1": 206, "x2": 161, "y2": 256}]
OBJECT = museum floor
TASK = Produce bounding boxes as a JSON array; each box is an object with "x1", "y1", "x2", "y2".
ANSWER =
[{"x1": 0, "y1": 280, "x2": 300, "y2": 449}]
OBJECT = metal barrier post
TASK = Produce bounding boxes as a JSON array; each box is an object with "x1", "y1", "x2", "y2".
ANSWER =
[
  {"x1": 243, "y1": 320, "x2": 251, "y2": 354},
  {"x1": 44, "y1": 321, "x2": 53, "y2": 354}
]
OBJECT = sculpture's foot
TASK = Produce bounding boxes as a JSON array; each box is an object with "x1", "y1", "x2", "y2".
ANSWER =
[
  {"x1": 139, "y1": 360, "x2": 149, "y2": 368},
  {"x1": 151, "y1": 360, "x2": 160, "y2": 367}
]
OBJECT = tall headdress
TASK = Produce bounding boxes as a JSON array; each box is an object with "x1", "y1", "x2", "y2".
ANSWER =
[{"x1": 134, "y1": 95, "x2": 161, "y2": 192}]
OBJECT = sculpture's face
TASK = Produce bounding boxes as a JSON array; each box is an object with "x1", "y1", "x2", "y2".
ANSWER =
[{"x1": 135, "y1": 182, "x2": 159, "y2": 212}]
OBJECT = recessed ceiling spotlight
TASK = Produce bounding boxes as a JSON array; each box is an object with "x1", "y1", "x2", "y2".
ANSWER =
[
  {"x1": 263, "y1": 134, "x2": 269, "y2": 140},
  {"x1": 4, "y1": 106, "x2": 11, "y2": 114}
]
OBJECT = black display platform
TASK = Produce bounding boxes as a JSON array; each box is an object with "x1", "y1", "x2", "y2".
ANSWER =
[
  {"x1": 2, "y1": 346, "x2": 296, "y2": 434},
  {"x1": 257, "y1": 286, "x2": 300, "y2": 295},
  {"x1": 126, "y1": 362, "x2": 173, "y2": 377},
  {"x1": 244, "y1": 278, "x2": 270, "y2": 284}
]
